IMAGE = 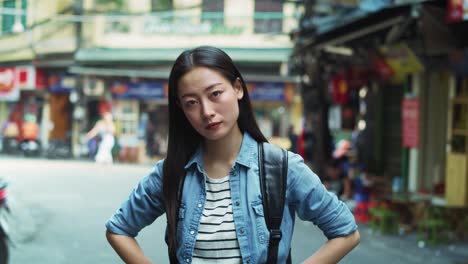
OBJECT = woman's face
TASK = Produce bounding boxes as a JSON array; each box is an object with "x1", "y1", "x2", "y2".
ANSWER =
[{"x1": 177, "y1": 67, "x2": 243, "y2": 141}]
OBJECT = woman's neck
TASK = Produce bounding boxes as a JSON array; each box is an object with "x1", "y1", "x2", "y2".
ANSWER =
[{"x1": 203, "y1": 126, "x2": 243, "y2": 165}]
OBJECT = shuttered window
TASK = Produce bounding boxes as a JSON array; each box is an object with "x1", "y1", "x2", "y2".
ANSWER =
[
  {"x1": 2, "y1": 0, "x2": 15, "y2": 33},
  {"x1": 254, "y1": 0, "x2": 283, "y2": 33},
  {"x1": 202, "y1": 0, "x2": 224, "y2": 25},
  {"x1": 21, "y1": 0, "x2": 27, "y2": 28}
]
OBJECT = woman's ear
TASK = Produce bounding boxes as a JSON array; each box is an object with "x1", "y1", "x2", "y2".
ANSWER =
[{"x1": 234, "y1": 78, "x2": 244, "y2": 100}]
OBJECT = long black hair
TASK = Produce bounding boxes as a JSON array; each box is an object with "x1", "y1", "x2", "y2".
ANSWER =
[{"x1": 164, "y1": 46, "x2": 267, "y2": 262}]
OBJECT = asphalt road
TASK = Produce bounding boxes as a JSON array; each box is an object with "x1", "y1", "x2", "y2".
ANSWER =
[{"x1": 1, "y1": 157, "x2": 467, "y2": 264}]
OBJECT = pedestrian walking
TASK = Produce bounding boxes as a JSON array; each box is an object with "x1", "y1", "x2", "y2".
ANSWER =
[
  {"x1": 86, "y1": 111, "x2": 116, "y2": 164},
  {"x1": 105, "y1": 46, "x2": 360, "y2": 264}
]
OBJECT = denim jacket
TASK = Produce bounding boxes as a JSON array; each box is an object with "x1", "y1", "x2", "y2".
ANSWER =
[{"x1": 106, "y1": 133, "x2": 357, "y2": 264}]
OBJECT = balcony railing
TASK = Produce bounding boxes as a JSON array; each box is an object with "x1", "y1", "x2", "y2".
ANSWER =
[
  {"x1": 99, "y1": 11, "x2": 296, "y2": 35},
  {"x1": 80, "y1": 11, "x2": 297, "y2": 49},
  {"x1": 0, "y1": 10, "x2": 298, "y2": 54}
]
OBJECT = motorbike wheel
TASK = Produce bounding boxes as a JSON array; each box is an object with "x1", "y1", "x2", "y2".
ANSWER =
[{"x1": 0, "y1": 230, "x2": 8, "y2": 264}]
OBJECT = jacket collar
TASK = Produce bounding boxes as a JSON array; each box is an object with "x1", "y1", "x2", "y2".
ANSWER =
[{"x1": 184, "y1": 132, "x2": 257, "y2": 172}]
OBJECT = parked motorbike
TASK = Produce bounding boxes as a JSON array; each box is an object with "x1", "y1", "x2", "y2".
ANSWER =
[
  {"x1": 19, "y1": 140, "x2": 41, "y2": 157},
  {"x1": 0, "y1": 179, "x2": 10, "y2": 264},
  {"x1": 46, "y1": 140, "x2": 71, "y2": 159},
  {"x1": 1, "y1": 138, "x2": 18, "y2": 155}
]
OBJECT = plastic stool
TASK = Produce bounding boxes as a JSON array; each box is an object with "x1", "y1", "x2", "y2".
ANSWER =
[
  {"x1": 353, "y1": 201, "x2": 369, "y2": 224},
  {"x1": 368, "y1": 207, "x2": 399, "y2": 234}
]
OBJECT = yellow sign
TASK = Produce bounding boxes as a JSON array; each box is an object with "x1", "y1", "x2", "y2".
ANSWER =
[{"x1": 379, "y1": 43, "x2": 424, "y2": 82}]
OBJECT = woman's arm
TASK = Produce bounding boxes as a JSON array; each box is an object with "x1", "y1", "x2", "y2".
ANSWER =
[
  {"x1": 106, "y1": 230, "x2": 153, "y2": 264},
  {"x1": 286, "y1": 152, "x2": 360, "y2": 263},
  {"x1": 303, "y1": 230, "x2": 360, "y2": 264},
  {"x1": 86, "y1": 121, "x2": 100, "y2": 139}
]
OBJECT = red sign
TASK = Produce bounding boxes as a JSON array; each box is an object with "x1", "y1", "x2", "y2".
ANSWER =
[
  {"x1": 16, "y1": 66, "x2": 46, "y2": 90},
  {"x1": 0, "y1": 67, "x2": 15, "y2": 92},
  {"x1": 402, "y1": 98, "x2": 419, "y2": 148},
  {"x1": 0, "y1": 67, "x2": 19, "y2": 101},
  {"x1": 331, "y1": 73, "x2": 349, "y2": 105},
  {"x1": 448, "y1": 0, "x2": 468, "y2": 22}
]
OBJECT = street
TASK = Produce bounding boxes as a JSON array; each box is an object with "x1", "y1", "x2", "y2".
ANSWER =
[{"x1": 1, "y1": 157, "x2": 467, "y2": 264}]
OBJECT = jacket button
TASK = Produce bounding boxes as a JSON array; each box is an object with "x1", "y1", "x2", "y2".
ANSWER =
[
  {"x1": 235, "y1": 201, "x2": 240, "y2": 206},
  {"x1": 240, "y1": 228, "x2": 245, "y2": 234}
]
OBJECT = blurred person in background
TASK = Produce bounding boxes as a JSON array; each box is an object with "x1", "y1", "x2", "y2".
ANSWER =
[
  {"x1": 323, "y1": 158, "x2": 346, "y2": 198},
  {"x1": 105, "y1": 46, "x2": 359, "y2": 264},
  {"x1": 287, "y1": 125, "x2": 298, "y2": 153},
  {"x1": 86, "y1": 111, "x2": 116, "y2": 164}
]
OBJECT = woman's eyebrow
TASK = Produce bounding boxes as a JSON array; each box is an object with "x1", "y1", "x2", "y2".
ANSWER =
[{"x1": 180, "y1": 83, "x2": 222, "y2": 98}]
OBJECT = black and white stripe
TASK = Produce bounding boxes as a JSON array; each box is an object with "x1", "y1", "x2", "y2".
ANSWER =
[{"x1": 192, "y1": 176, "x2": 241, "y2": 264}]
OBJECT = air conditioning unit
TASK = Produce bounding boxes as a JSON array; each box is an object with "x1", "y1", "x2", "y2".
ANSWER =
[{"x1": 83, "y1": 76, "x2": 105, "y2": 96}]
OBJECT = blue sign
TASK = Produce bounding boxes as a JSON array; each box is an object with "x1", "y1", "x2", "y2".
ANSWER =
[
  {"x1": 48, "y1": 74, "x2": 77, "y2": 93},
  {"x1": 111, "y1": 81, "x2": 166, "y2": 100},
  {"x1": 248, "y1": 82, "x2": 285, "y2": 101}
]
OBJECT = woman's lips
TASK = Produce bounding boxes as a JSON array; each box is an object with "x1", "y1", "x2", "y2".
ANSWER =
[{"x1": 206, "y1": 122, "x2": 221, "y2": 130}]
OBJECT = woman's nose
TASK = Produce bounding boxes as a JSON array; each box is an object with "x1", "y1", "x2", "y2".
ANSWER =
[{"x1": 201, "y1": 102, "x2": 215, "y2": 118}]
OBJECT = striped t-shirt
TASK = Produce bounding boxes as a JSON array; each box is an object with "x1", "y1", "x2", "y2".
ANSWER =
[{"x1": 192, "y1": 175, "x2": 242, "y2": 264}]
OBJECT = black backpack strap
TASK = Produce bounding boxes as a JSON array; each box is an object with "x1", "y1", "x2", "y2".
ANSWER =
[{"x1": 258, "y1": 142, "x2": 290, "y2": 264}]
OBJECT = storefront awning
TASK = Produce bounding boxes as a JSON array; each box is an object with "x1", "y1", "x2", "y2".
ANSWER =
[
  {"x1": 296, "y1": 4, "x2": 415, "y2": 52},
  {"x1": 75, "y1": 47, "x2": 292, "y2": 64},
  {"x1": 69, "y1": 66, "x2": 170, "y2": 78},
  {"x1": 68, "y1": 66, "x2": 299, "y2": 83}
]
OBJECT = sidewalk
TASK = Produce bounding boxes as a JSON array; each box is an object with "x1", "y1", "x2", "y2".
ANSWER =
[{"x1": 357, "y1": 224, "x2": 468, "y2": 264}]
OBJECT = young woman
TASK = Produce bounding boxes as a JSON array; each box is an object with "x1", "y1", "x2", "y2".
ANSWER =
[
  {"x1": 87, "y1": 111, "x2": 116, "y2": 164},
  {"x1": 105, "y1": 46, "x2": 360, "y2": 264}
]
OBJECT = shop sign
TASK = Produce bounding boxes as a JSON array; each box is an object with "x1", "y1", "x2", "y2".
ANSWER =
[
  {"x1": 247, "y1": 82, "x2": 286, "y2": 102},
  {"x1": 83, "y1": 77, "x2": 105, "y2": 97},
  {"x1": 368, "y1": 50, "x2": 394, "y2": 80},
  {"x1": 16, "y1": 66, "x2": 47, "y2": 90},
  {"x1": 379, "y1": 43, "x2": 424, "y2": 81},
  {"x1": 143, "y1": 17, "x2": 244, "y2": 35},
  {"x1": 48, "y1": 74, "x2": 77, "y2": 93},
  {"x1": 331, "y1": 74, "x2": 349, "y2": 105},
  {"x1": 111, "y1": 81, "x2": 166, "y2": 100},
  {"x1": 0, "y1": 67, "x2": 19, "y2": 101},
  {"x1": 447, "y1": 0, "x2": 468, "y2": 22},
  {"x1": 402, "y1": 98, "x2": 419, "y2": 148}
]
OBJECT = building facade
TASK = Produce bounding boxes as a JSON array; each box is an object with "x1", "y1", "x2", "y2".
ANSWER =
[
  {"x1": 0, "y1": 0, "x2": 301, "y2": 163},
  {"x1": 292, "y1": 0, "x2": 468, "y2": 209}
]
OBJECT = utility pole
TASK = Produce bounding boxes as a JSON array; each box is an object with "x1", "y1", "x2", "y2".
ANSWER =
[{"x1": 71, "y1": 0, "x2": 84, "y2": 158}]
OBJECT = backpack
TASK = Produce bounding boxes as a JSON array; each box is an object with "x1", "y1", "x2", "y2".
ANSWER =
[
  {"x1": 170, "y1": 142, "x2": 290, "y2": 264},
  {"x1": 258, "y1": 142, "x2": 291, "y2": 264}
]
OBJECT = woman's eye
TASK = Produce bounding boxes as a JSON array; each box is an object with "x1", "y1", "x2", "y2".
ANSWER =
[
  {"x1": 212, "y1": 91, "x2": 222, "y2": 97},
  {"x1": 184, "y1": 100, "x2": 198, "y2": 108}
]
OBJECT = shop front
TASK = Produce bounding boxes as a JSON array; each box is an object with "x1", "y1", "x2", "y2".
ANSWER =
[
  {"x1": 107, "y1": 78, "x2": 298, "y2": 163},
  {"x1": 111, "y1": 79, "x2": 168, "y2": 164},
  {"x1": 44, "y1": 72, "x2": 77, "y2": 158},
  {"x1": 248, "y1": 81, "x2": 299, "y2": 149},
  {"x1": 0, "y1": 66, "x2": 46, "y2": 154}
]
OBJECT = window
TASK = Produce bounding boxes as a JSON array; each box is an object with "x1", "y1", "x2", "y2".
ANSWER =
[
  {"x1": 254, "y1": 0, "x2": 283, "y2": 34},
  {"x1": 450, "y1": 77, "x2": 468, "y2": 153},
  {"x1": 202, "y1": 0, "x2": 224, "y2": 26},
  {"x1": 95, "y1": 0, "x2": 125, "y2": 12},
  {"x1": 151, "y1": 0, "x2": 173, "y2": 12},
  {"x1": 2, "y1": 0, "x2": 15, "y2": 33},
  {"x1": 21, "y1": 0, "x2": 26, "y2": 27}
]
